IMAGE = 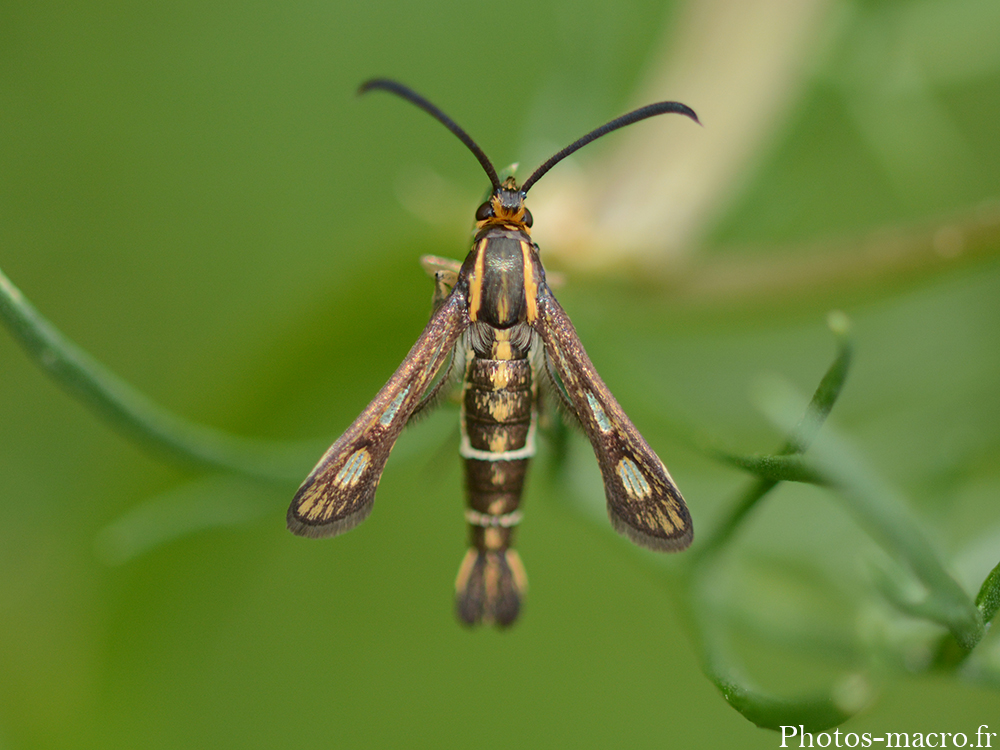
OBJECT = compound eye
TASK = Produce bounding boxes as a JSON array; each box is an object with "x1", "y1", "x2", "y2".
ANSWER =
[
  {"x1": 522, "y1": 208, "x2": 533, "y2": 228},
  {"x1": 475, "y1": 202, "x2": 494, "y2": 222}
]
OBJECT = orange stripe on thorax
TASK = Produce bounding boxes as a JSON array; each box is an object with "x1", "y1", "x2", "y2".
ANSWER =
[{"x1": 467, "y1": 239, "x2": 487, "y2": 321}]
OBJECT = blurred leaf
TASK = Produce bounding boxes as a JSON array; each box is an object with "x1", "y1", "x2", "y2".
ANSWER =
[{"x1": 94, "y1": 475, "x2": 278, "y2": 566}]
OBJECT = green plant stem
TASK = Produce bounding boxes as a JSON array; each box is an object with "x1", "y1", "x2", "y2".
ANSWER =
[
  {"x1": 759, "y1": 382, "x2": 984, "y2": 650},
  {"x1": 703, "y1": 652, "x2": 859, "y2": 732},
  {"x1": 682, "y1": 567, "x2": 866, "y2": 732},
  {"x1": 711, "y1": 452, "x2": 829, "y2": 485},
  {"x1": 678, "y1": 318, "x2": 868, "y2": 729},
  {"x1": 976, "y1": 560, "x2": 1000, "y2": 625},
  {"x1": 0, "y1": 265, "x2": 315, "y2": 482},
  {"x1": 692, "y1": 476, "x2": 778, "y2": 564},
  {"x1": 693, "y1": 313, "x2": 852, "y2": 562},
  {"x1": 933, "y1": 559, "x2": 1000, "y2": 667}
]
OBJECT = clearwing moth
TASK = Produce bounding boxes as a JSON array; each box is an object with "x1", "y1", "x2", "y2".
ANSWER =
[{"x1": 288, "y1": 79, "x2": 698, "y2": 627}]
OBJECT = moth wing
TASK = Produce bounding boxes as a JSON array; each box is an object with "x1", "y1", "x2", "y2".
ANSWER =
[
  {"x1": 420, "y1": 255, "x2": 461, "y2": 312},
  {"x1": 288, "y1": 290, "x2": 468, "y2": 538},
  {"x1": 535, "y1": 287, "x2": 692, "y2": 551}
]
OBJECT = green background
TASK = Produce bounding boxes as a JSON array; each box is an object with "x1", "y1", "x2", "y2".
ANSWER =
[{"x1": 1, "y1": 0, "x2": 999, "y2": 748}]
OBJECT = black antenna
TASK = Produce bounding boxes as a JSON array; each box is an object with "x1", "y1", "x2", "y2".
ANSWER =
[
  {"x1": 520, "y1": 101, "x2": 700, "y2": 194},
  {"x1": 358, "y1": 79, "x2": 501, "y2": 191}
]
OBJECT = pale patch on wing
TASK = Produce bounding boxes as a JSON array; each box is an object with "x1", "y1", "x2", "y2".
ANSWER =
[
  {"x1": 586, "y1": 392, "x2": 612, "y2": 432},
  {"x1": 379, "y1": 385, "x2": 411, "y2": 426},
  {"x1": 665, "y1": 503, "x2": 684, "y2": 530},
  {"x1": 334, "y1": 449, "x2": 370, "y2": 486},
  {"x1": 295, "y1": 489, "x2": 320, "y2": 519},
  {"x1": 616, "y1": 457, "x2": 652, "y2": 499}
]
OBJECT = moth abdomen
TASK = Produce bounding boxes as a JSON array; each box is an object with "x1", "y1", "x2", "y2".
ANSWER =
[
  {"x1": 455, "y1": 548, "x2": 527, "y2": 628},
  {"x1": 464, "y1": 459, "x2": 529, "y2": 497},
  {"x1": 463, "y1": 388, "x2": 533, "y2": 424},
  {"x1": 456, "y1": 355, "x2": 535, "y2": 626}
]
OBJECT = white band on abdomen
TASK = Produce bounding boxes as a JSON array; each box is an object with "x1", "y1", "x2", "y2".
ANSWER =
[
  {"x1": 459, "y1": 420, "x2": 536, "y2": 462},
  {"x1": 465, "y1": 509, "x2": 524, "y2": 528}
]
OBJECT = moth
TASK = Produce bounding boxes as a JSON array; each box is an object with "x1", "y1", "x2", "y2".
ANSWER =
[{"x1": 288, "y1": 79, "x2": 697, "y2": 627}]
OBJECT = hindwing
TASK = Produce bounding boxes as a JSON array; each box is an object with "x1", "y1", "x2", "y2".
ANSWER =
[{"x1": 535, "y1": 286, "x2": 692, "y2": 551}]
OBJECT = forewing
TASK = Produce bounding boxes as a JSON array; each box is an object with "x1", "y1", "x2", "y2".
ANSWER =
[
  {"x1": 535, "y1": 287, "x2": 692, "y2": 551},
  {"x1": 288, "y1": 290, "x2": 468, "y2": 538}
]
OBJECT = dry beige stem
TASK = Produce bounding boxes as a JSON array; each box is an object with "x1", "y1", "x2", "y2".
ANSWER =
[{"x1": 532, "y1": 0, "x2": 837, "y2": 270}]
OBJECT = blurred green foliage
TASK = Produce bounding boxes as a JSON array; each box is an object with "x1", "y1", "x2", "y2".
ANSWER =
[{"x1": 2, "y1": 0, "x2": 1000, "y2": 748}]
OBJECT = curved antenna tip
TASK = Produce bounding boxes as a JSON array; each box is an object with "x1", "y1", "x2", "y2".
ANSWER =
[
  {"x1": 521, "y1": 100, "x2": 701, "y2": 193},
  {"x1": 357, "y1": 78, "x2": 398, "y2": 97},
  {"x1": 355, "y1": 78, "x2": 500, "y2": 190}
]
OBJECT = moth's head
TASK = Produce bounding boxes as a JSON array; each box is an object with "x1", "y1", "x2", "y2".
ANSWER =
[{"x1": 474, "y1": 177, "x2": 533, "y2": 232}]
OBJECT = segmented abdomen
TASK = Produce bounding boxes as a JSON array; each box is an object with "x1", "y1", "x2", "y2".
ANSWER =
[{"x1": 455, "y1": 356, "x2": 533, "y2": 626}]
